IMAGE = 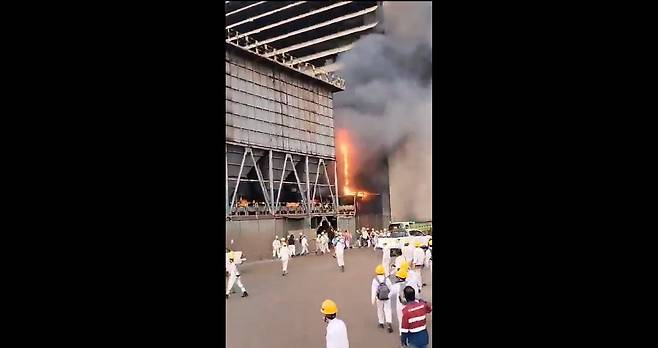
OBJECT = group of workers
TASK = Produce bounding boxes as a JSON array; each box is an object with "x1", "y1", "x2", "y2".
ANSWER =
[
  {"x1": 226, "y1": 227, "x2": 434, "y2": 347},
  {"x1": 324, "y1": 240, "x2": 433, "y2": 348}
]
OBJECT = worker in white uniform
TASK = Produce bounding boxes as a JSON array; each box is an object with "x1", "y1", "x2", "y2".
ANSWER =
[
  {"x1": 371, "y1": 264, "x2": 394, "y2": 333},
  {"x1": 335, "y1": 233, "x2": 346, "y2": 272},
  {"x1": 225, "y1": 252, "x2": 248, "y2": 298},
  {"x1": 301, "y1": 234, "x2": 309, "y2": 255},
  {"x1": 321, "y1": 299, "x2": 349, "y2": 348},
  {"x1": 406, "y1": 262, "x2": 423, "y2": 299},
  {"x1": 402, "y1": 242, "x2": 414, "y2": 262},
  {"x1": 315, "y1": 234, "x2": 322, "y2": 255},
  {"x1": 381, "y1": 243, "x2": 392, "y2": 276},
  {"x1": 388, "y1": 267, "x2": 409, "y2": 334},
  {"x1": 279, "y1": 238, "x2": 290, "y2": 276},
  {"x1": 272, "y1": 236, "x2": 281, "y2": 259},
  {"x1": 394, "y1": 253, "x2": 408, "y2": 272},
  {"x1": 412, "y1": 241, "x2": 426, "y2": 268}
]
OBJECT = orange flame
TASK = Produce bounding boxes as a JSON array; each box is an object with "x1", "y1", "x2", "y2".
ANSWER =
[{"x1": 337, "y1": 129, "x2": 371, "y2": 198}]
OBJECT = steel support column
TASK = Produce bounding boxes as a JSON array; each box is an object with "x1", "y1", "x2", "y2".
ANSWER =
[
  {"x1": 333, "y1": 160, "x2": 339, "y2": 208},
  {"x1": 269, "y1": 150, "x2": 274, "y2": 214},
  {"x1": 225, "y1": 144, "x2": 229, "y2": 217},
  {"x1": 305, "y1": 156, "x2": 310, "y2": 208}
]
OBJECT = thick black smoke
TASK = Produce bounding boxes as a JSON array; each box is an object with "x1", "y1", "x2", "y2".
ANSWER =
[{"x1": 334, "y1": 1, "x2": 432, "y2": 221}]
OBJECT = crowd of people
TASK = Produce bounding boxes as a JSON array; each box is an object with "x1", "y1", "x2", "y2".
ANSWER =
[{"x1": 226, "y1": 225, "x2": 434, "y2": 347}]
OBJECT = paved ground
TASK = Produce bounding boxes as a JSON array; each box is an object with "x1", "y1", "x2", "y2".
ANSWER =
[{"x1": 226, "y1": 247, "x2": 433, "y2": 348}]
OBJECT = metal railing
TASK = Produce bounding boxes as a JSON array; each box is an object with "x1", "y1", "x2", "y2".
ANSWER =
[
  {"x1": 226, "y1": 28, "x2": 346, "y2": 90},
  {"x1": 229, "y1": 202, "x2": 336, "y2": 217}
]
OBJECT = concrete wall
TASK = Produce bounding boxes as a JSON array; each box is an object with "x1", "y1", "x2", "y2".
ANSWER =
[
  {"x1": 225, "y1": 217, "x2": 315, "y2": 262},
  {"x1": 337, "y1": 216, "x2": 356, "y2": 234}
]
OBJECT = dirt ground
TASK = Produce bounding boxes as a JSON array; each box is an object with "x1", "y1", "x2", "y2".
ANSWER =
[{"x1": 226, "y1": 247, "x2": 434, "y2": 347}]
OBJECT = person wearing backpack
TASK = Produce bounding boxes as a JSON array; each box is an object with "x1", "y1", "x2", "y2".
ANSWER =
[
  {"x1": 370, "y1": 264, "x2": 394, "y2": 333},
  {"x1": 389, "y1": 267, "x2": 409, "y2": 334}
]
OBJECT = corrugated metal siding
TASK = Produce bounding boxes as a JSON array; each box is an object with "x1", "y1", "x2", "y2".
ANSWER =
[{"x1": 226, "y1": 49, "x2": 336, "y2": 158}]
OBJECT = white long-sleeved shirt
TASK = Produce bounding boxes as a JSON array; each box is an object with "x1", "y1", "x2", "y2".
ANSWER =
[
  {"x1": 326, "y1": 318, "x2": 349, "y2": 348},
  {"x1": 407, "y1": 269, "x2": 422, "y2": 292},
  {"x1": 273, "y1": 240, "x2": 281, "y2": 249},
  {"x1": 413, "y1": 247, "x2": 425, "y2": 266},
  {"x1": 301, "y1": 237, "x2": 308, "y2": 247},
  {"x1": 226, "y1": 261, "x2": 239, "y2": 277},
  {"x1": 279, "y1": 245, "x2": 290, "y2": 260},
  {"x1": 371, "y1": 275, "x2": 394, "y2": 303},
  {"x1": 402, "y1": 246, "x2": 414, "y2": 261}
]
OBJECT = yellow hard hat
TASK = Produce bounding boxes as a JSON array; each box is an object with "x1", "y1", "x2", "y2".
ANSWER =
[
  {"x1": 227, "y1": 252, "x2": 235, "y2": 260},
  {"x1": 401, "y1": 261, "x2": 410, "y2": 270},
  {"x1": 415, "y1": 241, "x2": 422, "y2": 247},
  {"x1": 396, "y1": 268, "x2": 408, "y2": 279},
  {"x1": 321, "y1": 299, "x2": 337, "y2": 315},
  {"x1": 375, "y1": 264, "x2": 385, "y2": 275},
  {"x1": 429, "y1": 239, "x2": 432, "y2": 246}
]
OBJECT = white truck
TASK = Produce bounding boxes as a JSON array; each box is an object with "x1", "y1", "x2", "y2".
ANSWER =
[{"x1": 375, "y1": 228, "x2": 432, "y2": 252}]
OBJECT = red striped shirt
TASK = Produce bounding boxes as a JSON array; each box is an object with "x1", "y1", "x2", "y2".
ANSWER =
[{"x1": 400, "y1": 300, "x2": 432, "y2": 333}]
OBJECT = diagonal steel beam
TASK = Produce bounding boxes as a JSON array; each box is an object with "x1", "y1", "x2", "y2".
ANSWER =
[
  {"x1": 311, "y1": 159, "x2": 323, "y2": 202},
  {"x1": 229, "y1": 147, "x2": 249, "y2": 212},
  {"x1": 249, "y1": 148, "x2": 271, "y2": 211},
  {"x1": 322, "y1": 161, "x2": 335, "y2": 207}
]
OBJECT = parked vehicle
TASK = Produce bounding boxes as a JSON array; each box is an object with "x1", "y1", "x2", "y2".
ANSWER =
[
  {"x1": 376, "y1": 228, "x2": 432, "y2": 251},
  {"x1": 388, "y1": 221, "x2": 432, "y2": 234}
]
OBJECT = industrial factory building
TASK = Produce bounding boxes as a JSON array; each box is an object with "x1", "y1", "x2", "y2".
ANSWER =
[{"x1": 225, "y1": 1, "x2": 392, "y2": 260}]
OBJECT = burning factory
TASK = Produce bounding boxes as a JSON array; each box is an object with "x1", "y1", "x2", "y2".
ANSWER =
[{"x1": 224, "y1": 1, "x2": 431, "y2": 260}]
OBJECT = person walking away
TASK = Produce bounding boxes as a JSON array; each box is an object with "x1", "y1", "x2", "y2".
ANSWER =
[
  {"x1": 394, "y1": 253, "x2": 408, "y2": 272},
  {"x1": 402, "y1": 242, "x2": 414, "y2": 262},
  {"x1": 319, "y1": 233, "x2": 327, "y2": 254},
  {"x1": 382, "y1": 244, "x2": 392, "y2": 277},
  {"x1": 225, "y1": 252, "x2": 248, "y2": 298},
  {"x1": 301, "y1": 234, "x2": 309, "y2": 255},
  {"x1": 373, "y1": 231, "x2": 379, "y2": 251},
  {"x1": 288, "y1": 234, "x2": 296, "y2": 257},
  {"x1": 335, "y1": 233, "x2": 346, "y2": 272},
  {"x1": 371, "y1": 264, "x2": 394, "y2": 333},
  {"x1": 407, "y1": 262, "x2": 423, "y2": 299},
  {"x1": 315, "y1": 234, "x2": 322, "y2": 255},
  {"x1": 272, "y1": 236, "x2": 281, "y2": 259},
  {"x1": 413, "y1": 241, "x2": 426, "y2": 269},
  {"x1": 400, "y1": 286, "x2": 432, "y2": 348},
  {"x1": 298, "y1": 232, "x2": 304, "y2": 252},
  {"x1": 321, "y1": 299, "x2": 349, "y2": 348},
  {"x1": 279, "y1": 238, "x2": 290, "y2": 276},
  {"x1": 388, "y1": 267, "x2": 409, "y2": 333},
  {"x1": 344, "y1": 230, "x2": 351, "y2": 249}
]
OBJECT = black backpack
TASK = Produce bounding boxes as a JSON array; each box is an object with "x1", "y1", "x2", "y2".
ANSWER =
[{"x1": 376, "y1": 278, "x2": 390, "y2": 300}]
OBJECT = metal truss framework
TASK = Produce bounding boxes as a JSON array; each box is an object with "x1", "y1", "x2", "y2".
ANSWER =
[{"x1": 226, "y1": 144, "x2": 339, "y2": 218}]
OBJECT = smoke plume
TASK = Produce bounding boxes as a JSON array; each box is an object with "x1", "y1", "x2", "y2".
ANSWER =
[{"x1": 334, "y1": 1, "x2": 432, "y2": 222}]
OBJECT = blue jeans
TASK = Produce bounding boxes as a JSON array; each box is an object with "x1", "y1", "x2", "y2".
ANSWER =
[{"x1": 408, "y1": 344, "x2": 426, "y2": 348}]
